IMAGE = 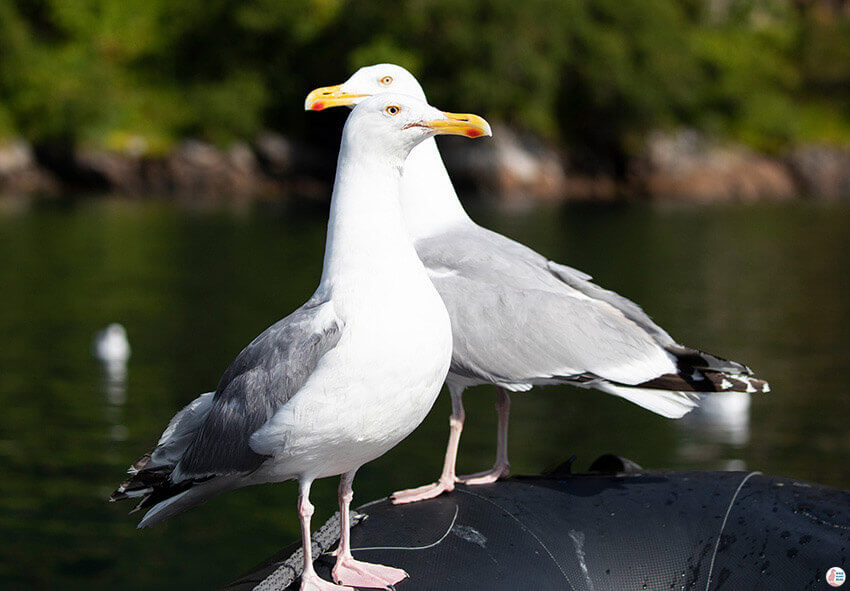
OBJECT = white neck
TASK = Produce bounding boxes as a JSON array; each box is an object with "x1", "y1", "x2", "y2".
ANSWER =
[
  {"x1": 320, "y1": 142, "x2": 422, "y2": 289},
  {"x1": 398, "y1": 137, "x2": 473, "y2": 240}
]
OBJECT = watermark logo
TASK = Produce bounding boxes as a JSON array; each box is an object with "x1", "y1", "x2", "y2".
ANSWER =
[{"x1": 827, "y1": 567, "x2": 846, "y2": 587}]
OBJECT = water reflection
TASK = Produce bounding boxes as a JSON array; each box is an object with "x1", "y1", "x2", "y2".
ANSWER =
[
  {"x1": 675, "y1": 392, "x2": 751, "y2": 471},
  {"x1": 689, "y1": 392, "x2": 751, "y2": 447},
  {"x1": 93, "y1": 323, "x2": 130, "y2": 440}
]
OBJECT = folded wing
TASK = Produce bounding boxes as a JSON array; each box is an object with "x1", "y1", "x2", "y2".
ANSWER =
[
  {"x1": 417, "y1": 227, "x2": 768, "y2": 419},
  {"x1": 110, "y1": 296, "x2": 343, "y2": 526}
]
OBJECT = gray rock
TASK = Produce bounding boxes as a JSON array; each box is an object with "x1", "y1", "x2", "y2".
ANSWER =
[
  {"x1": 0, "y1": 139, "x2": 57, "y2": 195},
  {"x1": 75, "y1": 148, "x2": 143, "y2": 193},
  {"x1": 167, "y1": 140, "x2": 270, "y2": 198},
  {"x1": 228, "y1": 142, "x2": 260, "y2": 175},
  {"x1": 253, "y1": 131, "x2": 294, "y2": 176},
  {"x1": 786, "y1": 145, "x2": 850, "y2": 201},
  {"x1": 441, "y1": 123, "x2": 568, "y2": 206},
  {"x1": 0, "y1": 139, "x2": 35, "y2": 176},
  {"x1": 636, "y1": 129, "x2": 796, "y2": 202}
]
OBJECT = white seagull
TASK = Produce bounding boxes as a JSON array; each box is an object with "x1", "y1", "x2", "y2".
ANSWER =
[
  {"x1": 110, "y1": 93, "x2": 492, "y2": 590},
  {"x1": 305, "y1": 64, "x2": 770, "y2": 504}
]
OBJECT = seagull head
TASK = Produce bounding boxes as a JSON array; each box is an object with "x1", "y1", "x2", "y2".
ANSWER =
[
  {"x1": 342, "y1": 93, "x2": 491, "y2": 162},
  {"x1": 305, "y1": 64, "x2": 426, "y2": 111}
]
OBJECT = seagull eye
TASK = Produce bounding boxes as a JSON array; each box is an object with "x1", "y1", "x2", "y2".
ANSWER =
[
  {"x1": 385, "y1": 105, "x2": 400, "y2": 116},
  {"x1": 380, "y1": 76, "x2": 393, "y2": 86}
]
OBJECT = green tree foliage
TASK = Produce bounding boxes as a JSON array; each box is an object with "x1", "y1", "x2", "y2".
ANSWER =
[{"x1": 0, "y1": 0, "x2": 847, "y2": 161}]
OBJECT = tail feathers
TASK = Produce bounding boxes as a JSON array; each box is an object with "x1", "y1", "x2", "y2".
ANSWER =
[
  {"x1": 136, "y1": 475, "x2": 238, "y2": 528},
  {"x1": 581, "y1": 356, "x2": 769, "y2": 419},
  {"x1": 667, "y1": 346, "x2": 753, "y2": 376},
  {"x1": 136, "y1": 489, "x2": 193, "y2": 528},
  {"x1": 660, "y1": 346, "x2": 770, "y2": 393},
  {"x1": 132, "y1": 478, "x2": 200, "y2": 516},
  {"x1": 594, "y1": 382, "x2": 700, "y2": 419},
  {"x1": 110, "y1": 461, "x2": 176, "y2": 506},
  {"x1": 110, "y1": 391, "x2": 219, "y2": 524},
  {"x1": 637, "y1": 370, "x2": 770, "y2": 394},
  {"x1": 128, "y1": 452, "x2": 152, "y2": 475},
  {"x1": 110, "y1": 451, "x2": 213, "y2": 520},
  {"x1": 110, "y1": 459, "x2": 167, "y2": 503}
]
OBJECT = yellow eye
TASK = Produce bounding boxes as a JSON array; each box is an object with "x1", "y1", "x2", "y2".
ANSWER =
[
  {"x1": 380, "y1": 76, "x2": 394, "y2": 86},
  {"x1": 385, "y1": 105, "x2": 400, "y2": 116}
]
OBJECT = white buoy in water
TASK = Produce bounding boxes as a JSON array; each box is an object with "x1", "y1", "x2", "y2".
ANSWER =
[
  {"x1": 93, "y1": 323, "x2": 131, "y2": 364},
  {"x1": 94, "y1": 323, "x2": 131, "y2": 407}
]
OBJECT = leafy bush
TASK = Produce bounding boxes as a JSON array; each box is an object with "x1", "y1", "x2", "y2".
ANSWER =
[{"x1": 0, "y1": 0, "x2": 848, "y2": 163}]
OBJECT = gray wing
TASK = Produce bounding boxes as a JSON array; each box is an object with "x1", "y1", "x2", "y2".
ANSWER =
[
  {"x1": 417, "y1": 225, "x2": 755, "y2": 396},
  {"x1": 176, "y1": 296, "x2": 342, "y2": 479},
  {"x1": 544, "y1": 258, "x2": 750, "y2": 374},
  {"x1": 433, "y1": 274, "x2": 675, "y2": 388},
  {"x1": 148, "y1": 391, "x2": 215, "y2": 469},
  {"x1": 416, "y1": 226, "x2": 564, "y2": 292},
  {"x1": 110, "y1": 392, "x2": 216, "y2": 503},
  {"x1": 546, "y1": 260, "x2": 675, "y2": 346},
  {"x1": 418, "y1": 225, "x2": 676, "y2": 346},
  {"x1": 417, "y1": 226, "x2": 680, "y2": 387}
]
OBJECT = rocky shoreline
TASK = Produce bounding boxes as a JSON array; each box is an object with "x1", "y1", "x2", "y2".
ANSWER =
[{"x1": 2, "y1": 127, "x2": 849, "y2": 204}]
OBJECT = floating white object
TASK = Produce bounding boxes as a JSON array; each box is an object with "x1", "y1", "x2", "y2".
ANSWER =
[{"x1": 93, "y1": 323, "x2": 131, "y2": 364}]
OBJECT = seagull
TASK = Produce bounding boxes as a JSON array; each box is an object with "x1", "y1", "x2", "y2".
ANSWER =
[
  {"x1": 110, "y1": 93, "x2": 492, "y2": 590},
  {"x1": 305, "y1": 64, "x2": 770, "y2": 504}
]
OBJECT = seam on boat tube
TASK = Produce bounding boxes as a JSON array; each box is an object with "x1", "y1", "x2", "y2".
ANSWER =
[
  {"x1": 351, "y1": 505, "x2": 459, "y2": 552},
  {"x1": 705, "y1": 471, "x2": 761, "y2": 591},
  {"x1": 457, "y1": 488, "x2": 576, "y2": 589}
]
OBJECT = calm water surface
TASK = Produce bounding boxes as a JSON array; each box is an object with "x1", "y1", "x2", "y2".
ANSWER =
[{"x1": 0, "y1": 198, "x2": 848, "y2": 589}]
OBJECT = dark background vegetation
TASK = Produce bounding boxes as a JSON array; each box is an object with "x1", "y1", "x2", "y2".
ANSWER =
[{"x1": 1, "y1": 0, "x2": 849, "y2": 173}]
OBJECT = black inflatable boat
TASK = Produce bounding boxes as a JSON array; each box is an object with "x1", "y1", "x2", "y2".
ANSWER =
[{"x1": 225, "y1": 456, "x2": 850, "y2": 590}]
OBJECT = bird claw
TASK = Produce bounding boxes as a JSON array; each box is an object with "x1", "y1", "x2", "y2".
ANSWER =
[
  {"x1": 457, "y1": 463, "x2": 510, "y2": 485},
  {"x1": 390, "y1": 477, "x2": 456, "y2": 504},
  {"x1": 332, "y1": 556, "x2": 408, "y2": 590},
  {"x1": 300, "y1": 569, "x2": 353, "y2": 591}
]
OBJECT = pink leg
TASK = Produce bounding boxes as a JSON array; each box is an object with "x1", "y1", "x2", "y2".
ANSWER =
[
  {"x1": 332, "y1": 471, "x2": 408, "y2": 589},
  {"x1": 458, "y1": 387, "x2": 511, "y2": 485},
  {"x1": 391, "y1": 385, "x2": 465, "y2": 504},
  {"x1": 298, "y1": 480, "x2": 352, "y2": 591}
]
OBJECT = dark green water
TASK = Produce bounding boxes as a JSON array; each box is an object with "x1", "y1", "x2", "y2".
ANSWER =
[{"x1": 1, "y1": 198, "x2": 848, "y2": 589}]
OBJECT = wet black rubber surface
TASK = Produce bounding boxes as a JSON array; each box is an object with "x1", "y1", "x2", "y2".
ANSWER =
[{"x1": 226, "y1": 464, "x2": 850, "y2": 590}]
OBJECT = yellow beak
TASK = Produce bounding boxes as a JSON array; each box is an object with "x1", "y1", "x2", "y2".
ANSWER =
[
  {"x1": 415, "y1": 112, "x2": 492, "y2": 138},
  {"x1": 304, "y1": 84, "x2": 491, "y2": 138},
  {"x1": 304, "y1": 85, "x2": 368, "y2": 111}
]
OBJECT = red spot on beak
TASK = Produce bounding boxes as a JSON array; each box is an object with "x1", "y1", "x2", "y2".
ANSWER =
[
  {"x1": 311, "y1": 101, "x2": 326, "y2": 111},
  {"x1": 465, "y1": 129, "x2": 483, "y2": 138}
]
